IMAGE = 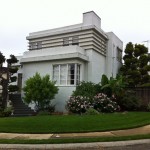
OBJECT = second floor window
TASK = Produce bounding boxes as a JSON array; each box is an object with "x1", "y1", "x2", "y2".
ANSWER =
[
  {"x1": 63, "y1": 37, "x2": 69, "y2": 46},
  {"x1": 72, "y1": 36, "x2": 79, "y2": 45},
  {"x1": 30, "y1": 42, "x2": 42, "y2": 50},
  {"x1": 116, "y1": 47, "x2": 122, "y2": 62}
]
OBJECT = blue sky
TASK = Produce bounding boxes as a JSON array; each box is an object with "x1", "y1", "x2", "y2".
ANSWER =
[{"x1": 0, "y1": 0, "x2": 150, "y2": 58}]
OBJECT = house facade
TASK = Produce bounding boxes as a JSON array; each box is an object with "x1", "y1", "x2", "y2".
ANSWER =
[{"x1": 19, "y1": 11, "x2": 123, "y2": 112}]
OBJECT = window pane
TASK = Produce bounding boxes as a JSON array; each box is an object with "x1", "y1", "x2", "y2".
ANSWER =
[
  {"x1": 53, "y1": 65, "x2": 59, "y2": 84},
  {"x1": 60, "y1": 65, "x2": 67, "y2": 85},
  {"x1": 63, "y1": 37, "x2": 69, "y2": 46},
  {"x1": 68, "y1": 64, "x2": 75, "y2": 85},
  {"x1": 53, "y1": 63, "x2": 80, "y2": 86},
  {"x1": 72, "y1": 36, "x2": 79, "y2": 45},
  {"x1": 76, "y1": 64, "x2": 80, "y2": 85}
]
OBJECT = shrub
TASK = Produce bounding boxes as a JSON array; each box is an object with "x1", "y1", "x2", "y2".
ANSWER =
[
  {"x1": 67, "y1": 93, "x2": 120, "y2": 114},
  {"x1": 0, "y1": 107, "x2": 13, "y2": 117},
  {"x1": 119, "y1": 90, "x2": 141, "y2": 111},
  {"x1": 23, "y1": 73, "x2": 58, "y2": 111},
  {"x1": 66, "y1": 96, "x2": 91, "y2": 114},
  {"x1": 85, "y1": 108, "x2": 99, "y2": 115},
  {"x1": 3, "y1": 107, "x2": 13, "y2": 117},
  {"x1": 8, "y1": 85, "x2": 19, "y2": 92},
  {"x1": 10, "y1": 76, "x2": 17, "y2": 82},
  {"x1": 93, "y1": 93, "x2": 120, "y2": 113},
  {"x1": 9, "y1": 67, "x2": 18, "y2": 74},
  {"x1": 72, "y1": 81, "x2": 101, "y2": 100}
]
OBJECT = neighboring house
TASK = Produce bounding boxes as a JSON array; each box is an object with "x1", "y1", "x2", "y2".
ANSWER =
[{"x1": 18, "y1": 11, "x2": 123, "y2": 112}]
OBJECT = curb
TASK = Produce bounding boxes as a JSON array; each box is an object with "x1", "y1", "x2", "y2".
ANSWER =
[{"x1": 0, "y1": 139, "x2": 150, "y2": 149}]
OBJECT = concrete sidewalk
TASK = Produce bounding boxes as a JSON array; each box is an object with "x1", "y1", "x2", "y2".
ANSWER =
[
  {"x1": 0, "y1": 125, "x2": 150, "y2": 139},
  {"x1": 0, "y1": 125, "x2": 150, "y2": 149}
]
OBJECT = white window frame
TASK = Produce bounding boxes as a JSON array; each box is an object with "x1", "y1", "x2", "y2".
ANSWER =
[{"x1": 53, "y1": 63, "x2": 80, "y2": 86}]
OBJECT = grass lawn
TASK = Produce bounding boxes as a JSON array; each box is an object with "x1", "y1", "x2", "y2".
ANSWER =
[{"x1": 0, "y1": 112, "x2": 150, "y2": 134}]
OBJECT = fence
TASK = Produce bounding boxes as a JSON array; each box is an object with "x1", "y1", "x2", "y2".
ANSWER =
[{"x1": 128, "y1": 87, "x2": 150, "y2": 106}]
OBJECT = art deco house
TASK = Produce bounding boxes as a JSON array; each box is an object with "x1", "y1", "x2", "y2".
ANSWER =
[{"x1": 19, "y1": 11, "x2": 123, "y2": 112}]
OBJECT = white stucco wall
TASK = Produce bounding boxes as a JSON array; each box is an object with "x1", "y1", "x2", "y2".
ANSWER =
[
  {"x1": 86, "y1": 49, "x2": 106, "y2": 83},
  {"x1": 106, "y1": 32, "x2": 123, "y2": 78},
  {"x1": 21, "y1": 57, "x2": 86, "y2": 112}
]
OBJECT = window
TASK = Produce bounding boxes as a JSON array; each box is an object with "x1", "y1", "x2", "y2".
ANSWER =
[
  {"x1": 117, "y1": 47, "x2": 122, "y2": 62},
  {"x1": 37, "y1": 42, "x2": 42, "y2": 49},
  {"x1": 30, "y1": 42, "x2": 42, "y2": 50},
  {"x1": 72, "y1": 36, "x2": 79, "y2": 45},
  {"x1": 30, "y1": 42, "x2": 37, "y2": 49},
  {"x1": 53, "y1": 64, "x2": 80, "y2": 86},
  {"x1": 63, "y1": 37, "x2": 69, "y2": 46}
]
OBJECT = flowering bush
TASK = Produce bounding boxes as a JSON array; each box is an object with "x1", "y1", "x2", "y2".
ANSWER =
[
  {"x1": 93, "y1": 93, "x2": 120, "y2": 113},
  {"x1": 66, "y1": 96, "x2": 91, "y2": 114}
]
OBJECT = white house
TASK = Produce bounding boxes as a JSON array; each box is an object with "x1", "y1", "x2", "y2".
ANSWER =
[{"x1": 19, "y1": 11, "x2": 123, "y2": 112}]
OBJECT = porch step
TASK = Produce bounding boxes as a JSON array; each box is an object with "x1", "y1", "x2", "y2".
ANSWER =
[{"x1": 9, "y1": 94, "x2": 35, "y2": 116}]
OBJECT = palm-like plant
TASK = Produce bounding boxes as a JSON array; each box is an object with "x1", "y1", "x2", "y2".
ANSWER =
[{"x1": 101, "y1": 74, "x2": 127, "y2": 99}]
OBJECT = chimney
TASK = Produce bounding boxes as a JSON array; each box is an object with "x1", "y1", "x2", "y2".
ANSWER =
[{"x1": 83, "y1": 11, "x2": 101, "y2": 29}]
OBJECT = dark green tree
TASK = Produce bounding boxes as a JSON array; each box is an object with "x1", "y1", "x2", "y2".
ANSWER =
[
  {"x1": 0, "y1": 52, "x2": 5, "y2": 67},
  {"x1": 120, "y1": 42, "x2": 150, "y2": 87},
  {"x1": 7, "y1": 55, "x2": 19, "y2": 93},
  {"x1": 23, "y1": 72, "x2": 59, "y2": 111}
]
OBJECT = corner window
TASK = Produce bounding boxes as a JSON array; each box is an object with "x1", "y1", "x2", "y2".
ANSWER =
[{"x1": 53, "y1": 64, "x2": 80, "y2": 86}]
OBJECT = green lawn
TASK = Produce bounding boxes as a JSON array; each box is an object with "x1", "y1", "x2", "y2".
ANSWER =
[{"x1": 0, "y1": 112, "x2": 150, "y2": 134}]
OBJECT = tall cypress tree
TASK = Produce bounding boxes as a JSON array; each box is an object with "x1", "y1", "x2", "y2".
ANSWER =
[{"x1": 120, "y1": 42, "x2": 150, "y2": 87}]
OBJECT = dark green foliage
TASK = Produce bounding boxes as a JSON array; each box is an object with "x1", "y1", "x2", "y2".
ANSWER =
[
  {"x1": 119, "y1": 90, "x2": 141, "y2": 111},
  {"x1": 101, "y1": 74, "x2": 127, "y2": 99},
  {"x1": 0, "y1": 52, "x2": 5, "y2": 67},
  {"x1": 85, "y1": 108, "x2": 99, "y2": 115},
  {"x1": 120, "y1": 42, "x2": 150, "y2": 87},
  {"x1": 7, "y1": 55, "x2": 19, "y2": 94},
  {"x1": 140, "y1": 83, "x2": 150, "y2": 87},
  {"x1": 0, "y1": 107, "x2": 13, "y2": 117},
  {"x1": 72, "y1": 81, "x2": 101, "y2": 100},
  {"x1": 23, "y1": 72, "x2": 58, "y2": 111},
  {"x1": 8, "y1": 85, "x2": 19, "y2": 92},
  {"x1": 10, "y1": 76, "x2": 17, "y2": 82},
  {"x1": 7, "y1": 55, "x2": 18, "y2": 64},
  {"x1": 8, "y1": 67, "x2": 18, "y2": 74}
]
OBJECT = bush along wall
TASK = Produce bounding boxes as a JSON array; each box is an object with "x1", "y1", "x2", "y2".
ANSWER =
[{"x1": 66, "y1": 93, "x2": 120, "y2": 114}]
